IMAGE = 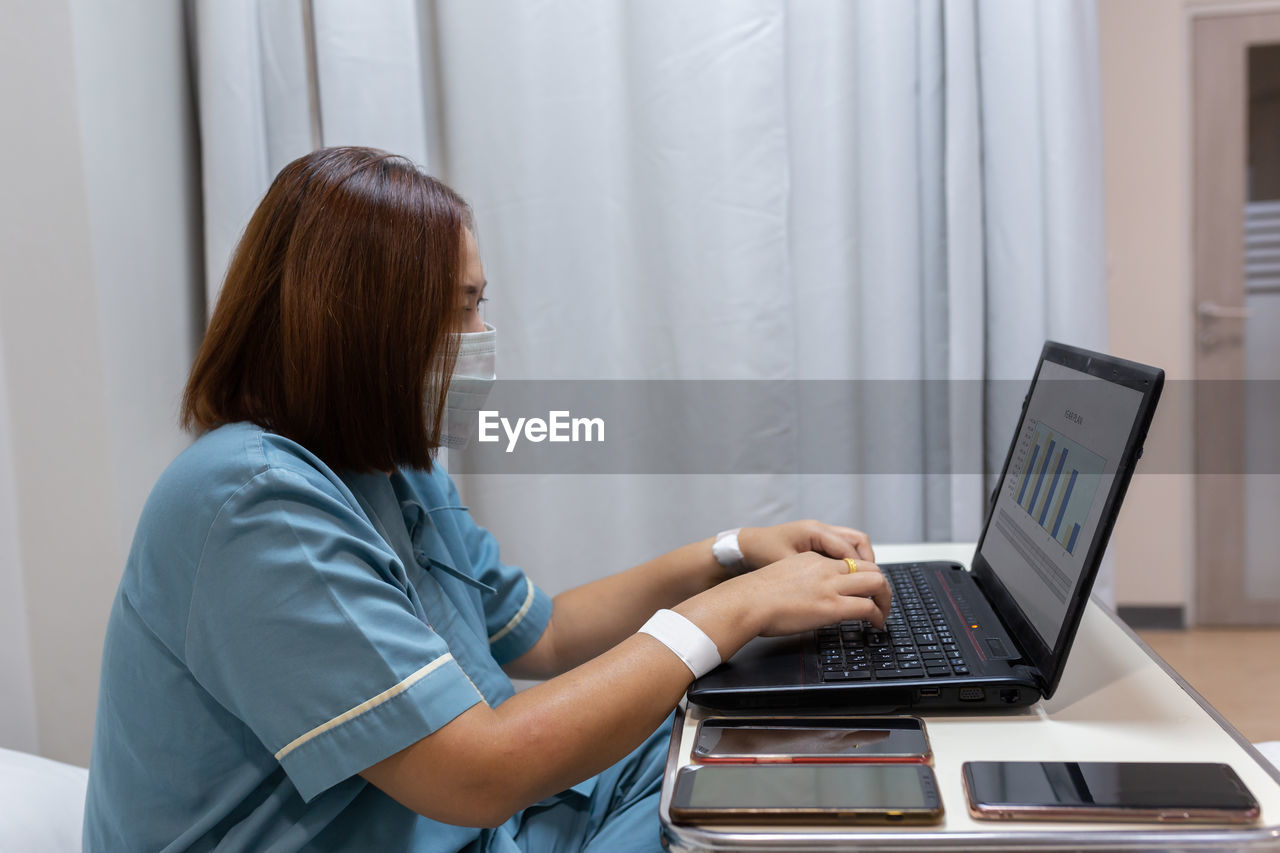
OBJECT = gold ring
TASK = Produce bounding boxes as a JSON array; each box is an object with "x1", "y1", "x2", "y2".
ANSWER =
[{"x1": 844, "y1": 558, "x2": 859, "y2": 574}]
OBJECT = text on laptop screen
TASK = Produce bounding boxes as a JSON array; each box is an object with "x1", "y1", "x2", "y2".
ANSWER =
[{"x1": 979, "y1": 361, "x2": 1144, "y2": 646}]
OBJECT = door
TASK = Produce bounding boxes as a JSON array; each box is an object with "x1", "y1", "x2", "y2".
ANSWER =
[{"x1": 1193, "y1": 12, "x2": 1280, "y2": 625}]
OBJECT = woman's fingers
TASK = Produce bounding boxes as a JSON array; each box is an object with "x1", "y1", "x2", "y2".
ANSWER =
[
  {"x1": 832, "y1": 560, "x2": 892, "y2": 628},
  {"x1": 814, "y1": 528, "x2": 856, "y2": 559},
  {"x1": 810, "y1": 524, "x2": 875, "y2": 563},
  {"x1": 834, "y1": 526, "x2": 875, "y2": 562},
  {"x1": 836, "y1": 595, "x2": 891, "y2": 630}
]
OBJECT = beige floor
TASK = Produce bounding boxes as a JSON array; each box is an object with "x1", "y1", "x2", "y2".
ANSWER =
[{"x1": 1136, "y1": 627, "x2": 1280, "y2": 744}]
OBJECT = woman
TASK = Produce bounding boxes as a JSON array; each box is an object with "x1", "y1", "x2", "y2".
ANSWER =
[{"x1": 83, "y1": 147, "x2": 891, "y2": 852}]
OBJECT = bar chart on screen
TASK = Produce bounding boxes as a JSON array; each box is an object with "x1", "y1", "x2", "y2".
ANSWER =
[{"x1": 1008, "y1": 420, "x2": 1106, "y2": 555}]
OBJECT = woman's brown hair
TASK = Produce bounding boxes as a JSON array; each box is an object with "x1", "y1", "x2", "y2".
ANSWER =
[{"x1": 182, "y1": 146, "x2": 470, "y2": 471}]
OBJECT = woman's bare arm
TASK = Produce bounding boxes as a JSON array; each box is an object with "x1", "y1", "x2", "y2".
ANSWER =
[
  {"x1": 503, "y1": 521, "x2": 877, "y2": 679},
  {"x1": 360, "y1": 553, "x2": 889, "y2": 827}
]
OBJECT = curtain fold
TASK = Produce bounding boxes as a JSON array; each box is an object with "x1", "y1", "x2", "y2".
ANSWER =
[
  {"x1": 192, "y1": 0, "x2": 1109, "y2": 599},
  {"x1": 0, "y1": 336, "x2": 38, "y2": 752}
]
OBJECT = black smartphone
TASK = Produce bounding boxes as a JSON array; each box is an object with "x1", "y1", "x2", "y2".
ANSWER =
[
  {"x1": 692, "y1": 716, "x2": 931, "y2": 764},
  {"x1": 669, "y1": 763, "x2": 944, "y2": 825},
  {"x1": 962, "y1": 761, "x2": 1261, "y2": 823}
]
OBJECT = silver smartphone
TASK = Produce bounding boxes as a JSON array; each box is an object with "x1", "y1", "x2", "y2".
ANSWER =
[{"x1": 962, "y1": 761, "x2": 1261, "y2": 823}]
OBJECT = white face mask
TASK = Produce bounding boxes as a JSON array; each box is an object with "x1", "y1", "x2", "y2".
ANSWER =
[{"x1": 439, "y1": 323, "x2": 496, "y2": 449}]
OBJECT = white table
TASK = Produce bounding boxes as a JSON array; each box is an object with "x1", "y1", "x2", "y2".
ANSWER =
[{"x1": 659, "y1": 544, "x2": 1280, "y2": 851}]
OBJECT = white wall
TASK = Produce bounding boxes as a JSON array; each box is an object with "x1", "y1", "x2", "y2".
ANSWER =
[
  {"x1": 0, "y1": 0, "x2": 202, "y2": 764},
  {"x1": 1099, "y1": 0, "x2": 1197, "y2": 611}
]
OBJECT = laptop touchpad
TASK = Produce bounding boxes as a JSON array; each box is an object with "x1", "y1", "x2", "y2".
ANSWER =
[{"x1": 707, "y1": 634, "x2": 809, "y2": 688}]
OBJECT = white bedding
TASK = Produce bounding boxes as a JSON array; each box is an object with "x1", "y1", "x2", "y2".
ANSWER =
[{"x1": 0, "y1": 747, "x2": 88, "y2": 853}]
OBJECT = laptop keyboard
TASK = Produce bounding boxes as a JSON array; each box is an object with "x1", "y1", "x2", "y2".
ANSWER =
[{"x1": 818, "y1": 565, "x2": 972, "y2": 681}]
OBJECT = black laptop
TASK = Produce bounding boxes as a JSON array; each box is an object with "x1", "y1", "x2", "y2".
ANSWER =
[{"x1": 688, "y1": 342, "x2": 1164, "y2": 712}]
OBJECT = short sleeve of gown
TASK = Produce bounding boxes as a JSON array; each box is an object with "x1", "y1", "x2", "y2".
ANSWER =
[{"x1": 184, "y1": 468, "x2": 485, "y2": 802}]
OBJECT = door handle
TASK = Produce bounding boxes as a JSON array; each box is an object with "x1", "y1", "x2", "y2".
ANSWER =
[
  {"x1": 1197, "y1": 301, "x2": 1252, "y2": 351},
  {"x1": 1197, "y1": 301, "x2": 1253, "y2": 320}
]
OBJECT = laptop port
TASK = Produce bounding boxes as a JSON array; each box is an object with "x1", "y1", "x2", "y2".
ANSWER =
[
  {"x1": 919, "y1": 687, "x2": 941, "y2": 698},
  {"x1": 958, "y1": 687, "x2": 986, "y2": 702},
  {"x1": 1000, "y1": 689, "x2": 1021, "y2": 704}
]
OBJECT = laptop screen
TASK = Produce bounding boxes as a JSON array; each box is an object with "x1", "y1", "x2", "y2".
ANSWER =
[
  {"x1": 976, "y1": 353, "x2": 1149, "y2": 657},
  {"x1": 967, "y1": 345, "x2": 1162, "y2": 696}
]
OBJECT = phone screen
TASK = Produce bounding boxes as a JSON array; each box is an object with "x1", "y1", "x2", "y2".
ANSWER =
[
  {"x1": 693, "y1": 717, "x2": 929, "y2": 762},
  {"x1": 963, "y1": 761, "x2": 1259, "y2": 820},
  {"x1": 670, "y1": 763, "x2": 942, "y2": 823}
]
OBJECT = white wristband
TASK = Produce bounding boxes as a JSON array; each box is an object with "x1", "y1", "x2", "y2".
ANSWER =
[
  {"x1": 712, "y1": 527, "x2": 749, "y2": 575},
  {"x1": 638, "y1": 609, "x2": 722, "y2": 679}
]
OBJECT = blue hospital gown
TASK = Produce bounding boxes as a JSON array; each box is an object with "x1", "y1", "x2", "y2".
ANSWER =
[{"x1": 83, "y1": 422, "x2": 668, "y2": 852}]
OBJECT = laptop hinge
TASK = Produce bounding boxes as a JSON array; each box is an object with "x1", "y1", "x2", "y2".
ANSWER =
[{"x1": 1012, "y1": 663, "x2": 1045, "y2": 692}]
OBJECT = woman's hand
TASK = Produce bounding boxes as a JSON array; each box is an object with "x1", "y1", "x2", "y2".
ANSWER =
[
  {"x1": 736, "y1": 551, "x2": 891, "y2": 635},
  {"x1": 674, "y1": 551, "x2": 892, "y2": 663},
  {"x1": 736, "y1": 520, "x2": 875, "y2": 571}
]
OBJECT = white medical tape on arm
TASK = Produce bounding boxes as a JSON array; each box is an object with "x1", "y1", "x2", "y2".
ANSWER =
[
  {"x1": 712, "y1": 527, "x2": 749, "y2": 575},
  {"x1": 637, "y1": 609, "x2": 722, "y2": 679}
]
